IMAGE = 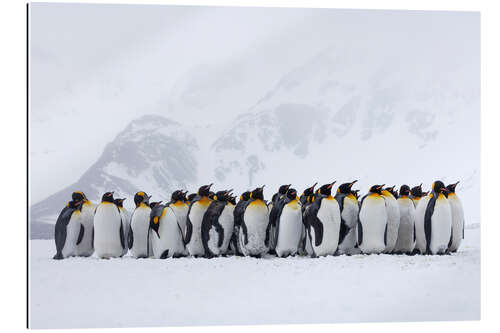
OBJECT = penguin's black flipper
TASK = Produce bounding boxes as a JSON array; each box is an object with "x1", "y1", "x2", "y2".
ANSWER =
[
  {"x1": 424, "y1": 195, "x2": 437, "y2": 254},
  {"x1": 92, "y1": 228, "x2": 94, "y2": 248},
  {"x1": 53, "y1": 206, "x2": 74, "y2": 260},
  {"x1": 338, "y1": 219, "x2": 349, "y2": 245},
  {"x1": 76, "y1": 224, "x2": 84, "y2": 245},
  {"x1": 310, "y1": 216, "x2": 324, "y2": 247},
  {"x1": 185, "y1": 217, "x2": 193, "y2": 245},
  {"x1": 119, "y1": 220, "x2": 125, "y2": 250},
  {"x1": 357, "y1": 220, "x2": 363, "y2": 247},
  {"x1": 462, "y1": 223, "x2": 465, "y2": 239},
  {"x1": 240, "y1": 219, "x2": 249, "y2": 245},
  {"x1": 128, "y1": 228, "x2": 134, "y2": 250},
  {"x1": 413, "y1": 222, "x2": 416, "y2": 243},
  {"x1": 448, "y1": 231, "x2": 453, "y2": 249},
  {"x1": 383, "y1": 223, "x2": 388, "y2": 247}
]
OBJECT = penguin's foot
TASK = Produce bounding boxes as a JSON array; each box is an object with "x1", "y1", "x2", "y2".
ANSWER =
[
  {"x1": 53, "y1": 253, "x2": 64, "y2": 260},
  {"x1": 160, "y1": 250, "x2": 170, "y2": 259}
]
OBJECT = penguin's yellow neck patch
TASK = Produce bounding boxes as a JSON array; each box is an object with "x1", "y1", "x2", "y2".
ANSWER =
[
  {"x1": 347, "y1": 193, "x2": 357, "y2": 201},
  {"x1": 287, "y1": 198, "x2": 300, "y2": 210},
  {"x1": 172, "y1": 201, "x2": 186, "y2": 207},
  {"x1": 448, "y1": 192, "x2": 456, "y2": 197},
  {"x1": 197, "y1": 196, "x2": 211, "y2": 205},
  {"x1": 101, "y1": 201, "x2": 113, "y2": 205},
  {"x1": 138, "y1": 202, "x2": 148, "y2": 208},
  {"x1": 249, "y1": 199, "x2": 266, "y2": 207},
  {"x1": 437, "y1": 193, "x2": 447, "y2": 201},
  {"x1": 325, "y1": 195, "x2": 334, "y2": 201}
]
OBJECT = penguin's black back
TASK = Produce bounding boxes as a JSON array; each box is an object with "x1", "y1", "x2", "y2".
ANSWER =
[{"x1": 53, "y1": 204, "x2": 77, "y2": 259}]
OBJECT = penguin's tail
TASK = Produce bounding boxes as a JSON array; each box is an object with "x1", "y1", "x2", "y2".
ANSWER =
[{"x1": 53, "y1": 252, "x2": 64, "y2": 260}]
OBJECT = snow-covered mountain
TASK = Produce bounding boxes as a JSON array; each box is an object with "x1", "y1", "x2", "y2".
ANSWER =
[
  {"x1": 30, "y1": 115, "x2": 199, "y2": 238},
  {"x1": 30, "y1": 45, "x2": 480, "y2": 239}
]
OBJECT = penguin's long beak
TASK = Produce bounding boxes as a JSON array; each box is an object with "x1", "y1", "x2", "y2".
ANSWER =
[
  {"x1": 208, "y1": 183, "x2": 214, "y2": 189},
  {"x1": 378, "y1": 184, "x2": 385, "y2": 189},
  {"x1": 260, "y1": 185, "x2": 266, "y2": 191},
  {"x1": 349, "y1": 180, "x2": 358, "y2": 187}
]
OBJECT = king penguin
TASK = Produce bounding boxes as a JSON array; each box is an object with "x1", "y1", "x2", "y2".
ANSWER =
[
  {"x1": 129, "y1": 191, "x2": 153, "y2": 258},
  {"x1": 303, "y1": 182, "x2": 341, "y2": 257},
  {"x1": 201, "y1": 190, "x2": 232, "y2": 258},
  {"x1": 219, "y1": 191, "x2": 236, "y2": 255},
  {"x1": 335, "y1": 181, "x2": 361, "y2": 255},
  {"x1": 393, "y1": 185, "x2": 416, "y2": 254},
  {"x1": 274, "y1": 188, "x2": 303, "y2": 257},
  {"x1": 149, "y1": 200, "x2": 185, "y2": 259},
  {"x1": 166, "y1": 190, "x2": 190, "y2": 241},
  {"x1": 410, "y1": 184, "x2": 424, "y2": 207},
  {"x1": 381, "y1": 186, "x2": 401, "y2": 253},
  {"x1": 268, "y1": 184, "x2": 292, "y2": 254},
  {"x1": 446, "y1": 181, "x2": 465, "y2": 253},
  {"x1": 185, "y1": 184, "x2": 214, "y2": 257},
  {"x1": 358, "y1": 184, "x2": 388, "y2": 254},
  {"x1": 53, "y1": 198, "x2": 84, "y2": 260},
  {"x1": 415, "y1": 180, "x2": 452, "y2": 255},
  {"x1": 114, "y1": 198, "x2": 130, "y2": 256},
  {"x1": 239, "y1": 186, "x2": 270, "y2": 257},
  {"x1": 93, "y1": 192, "x2": 126, "y2": 259},
  {"x1": 231, "y1": 191, "x2": 251, "y2": 255},
  {"x1": 72, "y1": 191, "x2": 95, "y2": 257}
]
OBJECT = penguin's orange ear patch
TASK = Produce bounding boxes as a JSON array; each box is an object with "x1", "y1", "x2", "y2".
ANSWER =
[{"x1": 153, "y1": 216, "x2": 159, "y2": 224}]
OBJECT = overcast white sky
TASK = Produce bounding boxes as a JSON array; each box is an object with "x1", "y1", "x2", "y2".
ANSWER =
[{"x1": 29, "y1": 3, "x2": 479, "y2": 203}]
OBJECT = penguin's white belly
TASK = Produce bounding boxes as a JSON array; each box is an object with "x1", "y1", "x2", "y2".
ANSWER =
[
  {"x1": 62, "y1": 212, "x2": 81, "y2": 257},
  {"x1": 448, "y1": 195, "x2": 464, "y2": 252},
  {"x1": 207, "y1": 227, "x2": 221, "y2": 255},
  {"x1": 151, "y1": 207, "x2": 184, "y2": 259},
  {"x1": 130, "y1": 207, "x2": 152, "y2": 258},
  {"x1": 359, "y1": 195, "x2": 387, "y2": 254},
  {"x1": 76, "y1": 203, "x2": 94, "y2": 257},
  {"x1": 415, "y1": 196, "x2": 431, "y2": 254},
  {"x1": 94, "y1": 204, "x2": 123, "y2": 258},
  {"x1": 219, "y1": 205, "x2": 235, "y2": 254},
  {"x1": 170, "y1": 204, "x2": 188, "y2": 237},
  {"x1": 241, "y1": 201, "x2": 269, "y2": 256},
  {"x1": 310, "y1": 198, "x2": 341, "y2": 257},
  {"x1": 275, "y1": 202, "x2": 303, "y2": 257},
  {"x1": 394, "y1": 197, "x2": 416, "y2": 253},
  {"x1": 429, "y1": 197, "x2": 452, "y2": 254},
  {"x1": 186, "y1": 202, "x2": 210, "y2": 256},
  {"x1": 383, "y1": 195, "x2": 401, "y2": 253},
  {"x1": 337, "y1": 198, "x2": 360, "y2": 254}
]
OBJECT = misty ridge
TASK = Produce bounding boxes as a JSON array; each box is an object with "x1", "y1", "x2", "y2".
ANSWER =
[{"x1": 29, "y1": 6, "x2": 480, "y2": 239}]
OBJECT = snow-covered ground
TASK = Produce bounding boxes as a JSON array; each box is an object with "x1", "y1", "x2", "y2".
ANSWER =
[{"x1": 29, "y1": 226, "x2": 480, "y2": 329}]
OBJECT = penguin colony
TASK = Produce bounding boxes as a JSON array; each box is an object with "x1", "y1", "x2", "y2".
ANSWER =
[{"x1": 52, "y1": 180, "x2": 464, "y2": 260}]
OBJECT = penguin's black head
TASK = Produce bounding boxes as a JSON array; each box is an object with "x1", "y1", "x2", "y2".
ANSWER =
[
  {"x1": 240, "y1": 191, "x2": 251, "y2": 201},
  {"x1": 208, "y1": 191, "x2": 216, "y2": 200},
  {"x1": 171, "y1": 190, "x2": 184, "y2": 202},
  {"x1": 302, "y1": 182, "x2": 318, "y2": 197},
  {"x1": 150, "y1": 201, "x2": 163, "y2": 209},
  {"x1": 72, "y1": 191, "x2": 85, "y2": 204},
  {"x1": 278, "y1": 184, "x2": 291, "y2": 195},
  {"x1": 432, "y1": 180, "x2": 448, "y2": 194},
  {"x1": 369, "y1": 184, "x2": 385, "y2": 194},
  {"x1": 271, "y1": 193, "x2": 279, "y2": 202},
  {"x1": 317, "y1": 182, "x2": 336, "y2": 196},
  {"x1": 229, "y1": 196, "x2": 237, "y2": 205},
  {"x1": 187, "y1": 193, "x2": 197, "y2": 202},
  {"x1": 251, "y1": 185, "x2": 265, "y2": 200},
  {"x1": 399, "y1": 185, "x2": 411, "y2": 196},
  {"x1": 384, "y1": 185, "x2": 397, "y2": 197},
  {"x1": 198, "y1": 184, "x2": 213, "y2": 197},
  {"x1": 286, "y1": 188, "x2": 298, "y2": 200},
  {"x1": 181, "y1": 190, "x2": 189, "y2": 202},
  {"x1": 352, "y1": 189, "x2": 360, "y2": 199},
  {"x1": 134, "y1": 191, "x2": 151, "y2": 207},
  {"x1": 337, "y1": 180, "x2": 358, "y2": 194},
  {"x1": 411, "y1": 184, "x2": 423, "y2": 197},
  {"x1": 113, "y1": 198, "x2": 126, "y2": 207},
  {"x1": 102, "y1": 191, "x2": 114, "y2": 203},
  {"x1": 446, "y1": 181, "x2": 460, "y2": 193},
  {"x1": 67, "y1": 200, "x2": 83, "y2": 211},
  {"x1": 214, "y1": 190, "x2": 232, "y2": 202}
]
